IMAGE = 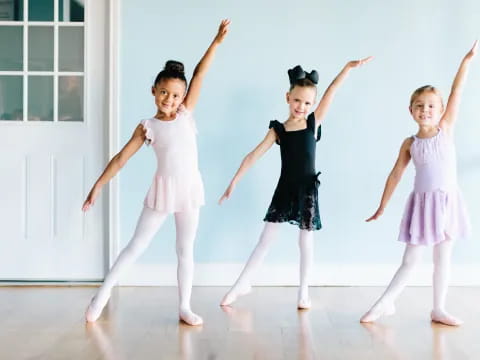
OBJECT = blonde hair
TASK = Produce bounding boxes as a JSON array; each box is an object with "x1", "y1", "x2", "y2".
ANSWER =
[{"x1": 409, "y1": 85, "x2": 444, "y2": 108}]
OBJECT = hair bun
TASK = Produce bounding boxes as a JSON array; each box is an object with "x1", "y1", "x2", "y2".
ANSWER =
[{"x1": 164, "y1": 60, "x2": 185, "y2": 74}]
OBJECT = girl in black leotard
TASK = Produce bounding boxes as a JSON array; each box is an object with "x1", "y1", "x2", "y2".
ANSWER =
[{"x1": 219, "y1": 57, "x2": 372, "y2": 309}]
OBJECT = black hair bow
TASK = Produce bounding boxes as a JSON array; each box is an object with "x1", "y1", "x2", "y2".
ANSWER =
[{"x1": 288, "y1": 65, "x2": 319, "y2": 85}]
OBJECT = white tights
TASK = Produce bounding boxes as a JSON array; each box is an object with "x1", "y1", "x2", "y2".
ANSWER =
[
  {"x1": 220, "y1": 222, "x2": 315, "y2": 308},
  {"x1": 361, "y1": 239, "x2": 461, "y2": 325},
  {"x1": 86, "y1": 207, "x2": 202, "y2": 325}
]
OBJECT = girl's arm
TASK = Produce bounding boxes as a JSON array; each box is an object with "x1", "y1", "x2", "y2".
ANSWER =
[
  {"x1": 366, "y1": 137, "x2": 412, "y2": 222},
  {"x1": 313, "y1": 56, "x2": 373, "y2": 128},
  {"x1": 82, "y1": 125, "x2": 146, "y2": 211},
  {"x1": 219, "y1": 129, "x2": 277, "y2": 204},
  {"x1": 183, "y1": 19, "x2": 230, "y2": 111},
  {"x1": 440, "y1": 40, "x2": 477, "y2": 133}
]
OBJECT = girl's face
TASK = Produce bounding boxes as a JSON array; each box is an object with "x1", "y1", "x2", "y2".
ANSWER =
[
  {"x1": 286, "y1": 86, "x2": 316, "y2": 119},
  {"x1": 152, "y1": 78, "x2": 186, "y2": 115},
  {"x1": 409, "y1": 92, "x2": 444, "y2": 126}
]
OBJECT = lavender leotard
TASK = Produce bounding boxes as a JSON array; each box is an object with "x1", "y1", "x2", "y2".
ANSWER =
[{"x1": 398, "y1": 128, "x2": 470, "y2": 245}]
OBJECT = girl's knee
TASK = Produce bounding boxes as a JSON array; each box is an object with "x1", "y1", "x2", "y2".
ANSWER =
[
  {"x1": 433, "y1": 254, "x2": 451, "y2": 268},
  {"x1": 123, "y1": 237, "x2": 150, "y2": 255},
  {"x1": 401, "y1": 255, "x2": 420, "y2": 269},
  {"x1": 176, "y1": 241, "x2": 194, "y2": 259},
  {"x1": 176, "y1": 250, "x2": 194, "y2": 264},
  {"x1": 258, "y1": 226, "x2": 278, "y2": 245}
]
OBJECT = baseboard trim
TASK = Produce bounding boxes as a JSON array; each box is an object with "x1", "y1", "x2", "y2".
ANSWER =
[{"x1": 118, "y1": 263, "x2": 480, "y2": 286}]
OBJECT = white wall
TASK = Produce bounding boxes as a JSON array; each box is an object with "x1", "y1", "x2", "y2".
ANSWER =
[{"x1": 118, "y1": 0, "x2": 480, "y2": 285}]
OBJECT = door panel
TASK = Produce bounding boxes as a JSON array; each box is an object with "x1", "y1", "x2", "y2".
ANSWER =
[{"x1": 0, "y1": 0, "x2": 107, "y2": 280}]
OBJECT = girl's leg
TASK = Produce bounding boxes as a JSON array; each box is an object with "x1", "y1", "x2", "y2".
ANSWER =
[
  {"x1": 298, "y1": 229, "x2": 314, "y2": 309},
  {"x1": 360, "y1": 244, "x2": 423, "y2": 323},
  {"x1": 86, "y1": 207, "x2": 168, "y2": 322},
  {"x1": 220, "y1": 222, "x2": 281, "y2": 306},
  {"x1": 174, "y1": 208, "x2": 202, "y2": 326},
  {"x1": 431, "y1": 239, "x2": 462, "y2": 326}
]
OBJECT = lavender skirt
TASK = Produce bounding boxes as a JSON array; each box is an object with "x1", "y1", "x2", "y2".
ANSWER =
[{"x1": 398, "y1": 188, "x2": 471, "y2": 245}]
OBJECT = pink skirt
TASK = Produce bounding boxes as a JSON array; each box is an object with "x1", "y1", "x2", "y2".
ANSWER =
[
  {"x1": 398, "y1": 188, "x2": 471, "y2": 245},
  {"x1": 143, "y1": 172, "x2": 205, "y2": 213}
]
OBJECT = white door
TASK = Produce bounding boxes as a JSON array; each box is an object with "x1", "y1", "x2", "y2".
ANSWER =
[{"x1": 0, "y1": 0, "x2": 108, "y2": 280}]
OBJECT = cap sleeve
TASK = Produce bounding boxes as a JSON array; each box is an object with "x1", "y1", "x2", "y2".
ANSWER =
[
  {"x1": 140, "y1": 119, "x2": 154, "y2": 145},
  {"x1": 269, "y1": 120, "x2": 283, "y2": 145},
  {"x1": 307, "y1": 113, "x2": 321, "y2": 142},
  {"x1": 177, "y1": 104, "x2": 198, "y2": 134}
]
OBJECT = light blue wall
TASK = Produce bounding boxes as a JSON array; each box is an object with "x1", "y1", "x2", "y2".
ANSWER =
[{"x1": 119, "y1": 0, "x2": 480, "y2": 266}]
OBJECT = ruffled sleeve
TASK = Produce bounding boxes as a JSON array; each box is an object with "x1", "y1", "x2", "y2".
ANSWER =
[
  {"x1": 177, "y1": 104, "x2": 198, "y2": 134},
  {"x1": 307, "y1": 113, "x2": 321, "y2": 142},
  {"x1": 140, "y1": 119, "x2": 154, "y2": 145},
  {"x1": 269, "y1": 120, "x2": 283, "y2": 145}
]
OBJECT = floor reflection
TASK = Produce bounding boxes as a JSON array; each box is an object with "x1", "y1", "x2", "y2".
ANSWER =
[
  {"x1": 221, "y1": 305, "x2": 316, "y2": 359},
  {"x1": 297, "y1": 309, "x2": 316, "y2": 360},
  {"x1": 177, "y1": 322, "x2": 204, "y2": 360},
  {"x1": 86, "y1": 322, "x2": 126, "y2": 360},
  {"x1": 221, "y1": 305, "x2": 254, "y2": 332},
  {"x1": 361, "y1": 320, "x2": 458, "y2": 360}
]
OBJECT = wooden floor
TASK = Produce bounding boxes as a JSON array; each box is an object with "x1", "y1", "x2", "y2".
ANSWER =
[{"x1": 1, "y1": 286, "x2": 479, "y2": 360}]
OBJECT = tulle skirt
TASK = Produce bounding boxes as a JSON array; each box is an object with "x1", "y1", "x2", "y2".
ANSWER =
[
  {"x1": 398, "y1": 188, "x2": 470, "y2": 245},
  {"x1": 143, "y1": 172, "x2": 204, "y2": 213}
]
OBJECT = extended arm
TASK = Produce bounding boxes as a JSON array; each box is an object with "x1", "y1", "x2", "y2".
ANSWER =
[
  {"x1": 183, "y1": 19, "x2": 230, "y2": 111},
  {"x1": 440, "y1": 40, "x2": 478, "y2": 132},
  {"x1": 219, "y1": 129, "x2": 277, "y2": 204},
  {"x1": 313, "y1": 56, "x2": 373, "y2": 127},
  {"x1": 366, "y1": 137, "x2": 412, "y2": 222},
  {"x1": 82, "y1": 125, "x2": 146, "y2": 211}
]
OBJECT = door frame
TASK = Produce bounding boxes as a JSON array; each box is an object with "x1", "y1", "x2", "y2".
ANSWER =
[{"x1": 107, "y1": 0, "x2": 120, "y2": 272}]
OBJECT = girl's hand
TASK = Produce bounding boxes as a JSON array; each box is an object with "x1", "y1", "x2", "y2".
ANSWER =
[
  {"x1": 213, "y1": 19, "x2": 230, "y2": 45},
  {"x1": 465, "y1": 40, "x2": 478, "y2": 61},
  {"x1": 366, "y1": 207, "x2": 384, "y2": 222},
  {"x1": 218, "y1": 183, "x2": 235, "y2": 205},
  {"x1": 82, "y1": 186, "x2": 101, "y2": 212},
  {"x1": 346, "y1": 56, "x2": 374, "y2": 69}
]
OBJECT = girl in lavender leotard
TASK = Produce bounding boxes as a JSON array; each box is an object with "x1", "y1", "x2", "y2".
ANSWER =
[{"x1": 361, "y1": 41, "x2": 477, "y2": 326}]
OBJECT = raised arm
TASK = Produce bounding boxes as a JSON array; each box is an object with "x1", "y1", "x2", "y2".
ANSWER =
[
  {"x1": 314, "y1": 56, "x2": 373, "y2": 127},
  {"x1": 440, "y1": 40, "x2": 478, "y2": 132},
  {"x1": 218, "y1": 129, "x2": 277, "y2": 204},
  {"x1": 183, "y1": 19, "x2": 230, "y2": 111},
  {"x1": 366, "y1": 137, "x2": 412, "y2": 222},
  {"x1": 82, "y1": 125, "x2": 146, "y2": 211}
]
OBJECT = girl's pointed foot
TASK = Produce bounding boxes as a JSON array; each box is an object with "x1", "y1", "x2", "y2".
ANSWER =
[
  {"x1": 85, "y1": 297, "x2": 104, "y2": 322},
  {"x1": 220, "y1": 282, "x2": 252, "y2": 306},
  {"x1": 360, "y1": 301, "x2": 395, "y2": 323},
  {"x1": 85, "y1": 291, "x2": 111, "y2": 323}
]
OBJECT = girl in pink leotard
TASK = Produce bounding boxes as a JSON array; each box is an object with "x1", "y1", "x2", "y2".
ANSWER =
[{"x1": 82, "y1": 20, "x2": 230, "y2": 326}]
